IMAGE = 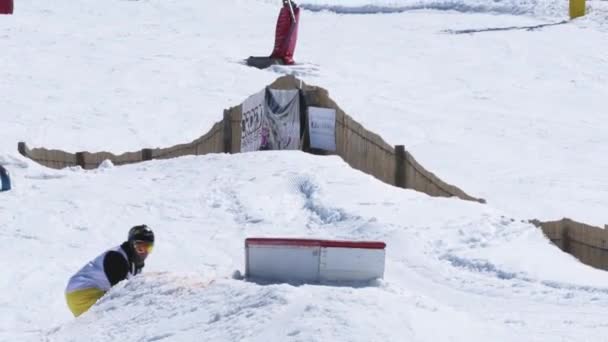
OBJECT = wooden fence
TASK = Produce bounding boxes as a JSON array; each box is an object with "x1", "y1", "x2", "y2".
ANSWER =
[
  {"x1": 17, "y1": 74, "x2": 607, "y2": 270},
  {"x1": 531, "y1": 219, "x2": 608, "y2": 270},
  {"x1": 18, "y1": 75, "x2": 481, "y2": 202},
  {"x1": 267, "y1": 76, "x2": 484, "y2": 202},
  {"x1": 18, "y1": 120, "x2": 229, "y2": 169}
]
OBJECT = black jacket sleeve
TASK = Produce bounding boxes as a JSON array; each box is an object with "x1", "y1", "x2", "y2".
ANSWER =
[{"x1": 103, "y1": 251, "x2": 129, "y2": 286}]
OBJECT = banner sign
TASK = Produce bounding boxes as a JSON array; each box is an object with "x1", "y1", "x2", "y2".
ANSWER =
[
  {"x1": 240, "y1": 88, "x2": 300, "y2": 152},
  {"x1": 263, "y1": 88, "x2": 300, "y2": 150},
  {"x1": 240, "y1": 90, "x2": 266, "y2": 152},
  {"x1": 308, "y1": 107, "x2": 336, "y2": 151}
]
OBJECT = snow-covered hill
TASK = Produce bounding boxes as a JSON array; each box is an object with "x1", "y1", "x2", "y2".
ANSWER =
[
  {"x1": 1, "y1": 1, "x2": 607, "y2": 341},
  {"x1": 5, "y1": 153, "x2": 608, "y2": 342}
]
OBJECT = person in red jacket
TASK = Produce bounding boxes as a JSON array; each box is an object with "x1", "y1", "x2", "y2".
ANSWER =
[
  {"x1": 0, "y1": 0, "x2": 13, "y2": 15},
  {"x1": 270, "y1": 0, "x2": 301, "y2": 65}
]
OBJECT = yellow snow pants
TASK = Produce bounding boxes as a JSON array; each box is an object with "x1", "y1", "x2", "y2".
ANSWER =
[{"x1": 65, "y1": 288, "x2": 105, "y2": 317}]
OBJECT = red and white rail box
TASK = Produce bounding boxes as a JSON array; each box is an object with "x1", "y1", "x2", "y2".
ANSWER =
[{"x1": 245, "y1": 238, "x2": 386, "y2": 283}]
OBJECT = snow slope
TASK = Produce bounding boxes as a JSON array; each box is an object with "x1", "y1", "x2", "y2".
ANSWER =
[
  {"x1": 5, "y1": 153, "x2": 608, "y2": 342},
  {"x1": 1, "y1": 0, "x2": 608, "y2": 341},
  {"x1": 2, "y1": 0, "x2": 607, "y2": 226}
]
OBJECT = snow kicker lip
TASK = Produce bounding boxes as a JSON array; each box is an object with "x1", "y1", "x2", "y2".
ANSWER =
[
  {"x1": 440, "y1": 254, "x2": 520, "y2": 280},
  {"x1": 440, "y1": 254, "x2": 608, "y2": 298},
  {"x1": 299, "y1": 3, "x2": 530, "y2": 16},
  {"x1": 442, "y1": 20, "x2": 568, "y2": 34}
]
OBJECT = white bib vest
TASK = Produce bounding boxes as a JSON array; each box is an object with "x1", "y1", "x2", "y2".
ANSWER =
[{"x1": 66, "y1": 245, "x2": 133, "y2": 293}]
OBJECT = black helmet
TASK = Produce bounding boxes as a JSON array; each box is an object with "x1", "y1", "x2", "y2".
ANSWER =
[{"x1": 128, "y1": 224, "x2": 154, "y2": 243}]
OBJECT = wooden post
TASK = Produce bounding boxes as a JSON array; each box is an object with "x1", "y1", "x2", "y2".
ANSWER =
[
  {"x1": 395, "y1": 145, "x2": 406, "y2": 188},
  {"x1": 17, "y1": 142, "x2": 27, "y2": 156},
  {"x1": 75, "y1": 152, "x2": 86, "y2": 169},
  {"x1": 303, "y1": 89, "x2": 317, "y2": 108},
  {"x1": 142, "y1": 148, "x2": 153, "y2": 161},
  {"x1": 569, "y1": 0, "x2": 585, "y2": 19},
  {"x1": 223, "y1": 109, "x2": 233, "y2": 154},
  {"x1": 561, "y1": 225, "x2": 570, "y2": 253}
]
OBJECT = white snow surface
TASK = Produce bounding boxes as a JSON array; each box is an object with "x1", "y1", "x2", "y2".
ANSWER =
[{"x1": 1, "y1": 0, "x2": 608, "y2": 341}]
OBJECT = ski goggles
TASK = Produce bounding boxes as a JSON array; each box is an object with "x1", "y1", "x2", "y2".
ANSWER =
[{"x1": 134, "y1": 240, "x2": 154, "y2": 254}]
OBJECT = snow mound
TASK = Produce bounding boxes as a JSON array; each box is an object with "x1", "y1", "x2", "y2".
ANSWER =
[{"x1": 298, "y1": 0, "x2": 567, "y2": 17}]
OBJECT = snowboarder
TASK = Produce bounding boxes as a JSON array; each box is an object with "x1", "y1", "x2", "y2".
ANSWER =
[{"x1": 65, "y1": 225, "x2": 155, "y2": 317}]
